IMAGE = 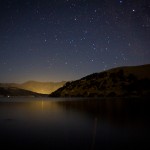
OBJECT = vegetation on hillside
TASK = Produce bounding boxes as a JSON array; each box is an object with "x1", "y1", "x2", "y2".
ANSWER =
[{"x1": 50, "y1": 64, "x2": 150, "y2": 97}]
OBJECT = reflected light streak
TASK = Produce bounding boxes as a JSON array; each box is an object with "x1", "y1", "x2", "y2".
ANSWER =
[
  {"x1": 91, "y1": 117, "x2": 98, "y2": 150},
  {"x1": 41, "y1": 100, "x2": 44, "y2": 111},
  {"x1": 30, "y1": 100, "x2": 62, "y2": 113}
]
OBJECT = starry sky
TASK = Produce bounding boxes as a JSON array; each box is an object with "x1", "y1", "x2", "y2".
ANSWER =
[{"x1": 0, "y1": 0, "x2": 150, "y2": 83}]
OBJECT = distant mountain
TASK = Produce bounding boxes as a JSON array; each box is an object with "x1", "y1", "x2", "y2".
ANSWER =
[
  {"x1": 0, "y1": 81, "x2": 66, "y2": 94},
  {"x1": 49, "y1": 64, "x2": 150, "y2": 97},
  {"x1": 0, "y1": 87, "x2": 43, "y2": 97}
]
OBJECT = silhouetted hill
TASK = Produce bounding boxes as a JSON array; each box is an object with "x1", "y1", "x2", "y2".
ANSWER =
[
  {"x1": 49, "y1": 64, "x2": 150, "y2": 97},
  {"x1": 0, "y1": 87, "x2": 43, "y2": 97},
  {"x1": 0, "y1": 81, "x2": 66, "y2": 94}
]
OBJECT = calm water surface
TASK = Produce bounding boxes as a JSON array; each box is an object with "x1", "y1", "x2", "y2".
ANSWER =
[{"x1": 0, "y1": 97, "x2": 149, "y2": 150}]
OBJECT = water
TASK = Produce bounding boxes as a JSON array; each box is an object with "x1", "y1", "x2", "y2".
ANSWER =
[{"x1": 0, "y1": 97, "x2": 149, "y2": 150}]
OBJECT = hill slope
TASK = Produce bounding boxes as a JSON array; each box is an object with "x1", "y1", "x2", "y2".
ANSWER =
[
  {"x1": 49, "y1": 64, "x2": 150, "y2": 97},
  {"x1": 0, "y1": 81, "x2": 66, "y2": 94},
  {"x1": 0, "y1": 87, "x2": 43, "y2": 97}
]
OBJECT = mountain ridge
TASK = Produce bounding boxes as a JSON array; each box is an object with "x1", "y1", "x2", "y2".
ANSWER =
[
  {"x1": 0, "y1": 87, "x2": 44, "y2": 97},
  {"x1": 0, "y1": 81, "x2": 66, "y2": 94},
  {"x1": 49, "y1": 64, "x2": 150, "y2": 97}
]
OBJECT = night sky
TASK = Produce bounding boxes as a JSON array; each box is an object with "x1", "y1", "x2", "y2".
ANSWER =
[{"x1": 0, "y1": 0, "x2": 150, "y2": 83}]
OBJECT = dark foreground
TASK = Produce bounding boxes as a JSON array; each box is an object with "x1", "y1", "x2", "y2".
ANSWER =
[{"x1": 0, "y1": 97, "x2": 149, "y2": 150}]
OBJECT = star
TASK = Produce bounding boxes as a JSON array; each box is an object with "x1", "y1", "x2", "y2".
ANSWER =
[
  {"x1": 128, "y1": 43, "x2": 131, "y2": 46},
  {"x1": 0, "y1": 0, "x2": 149, "y2": 83}
]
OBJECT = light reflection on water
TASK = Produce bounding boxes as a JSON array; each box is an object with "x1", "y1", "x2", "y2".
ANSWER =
[{"x1": 0, "y1": 97, "x2": 149, "y2": 150}]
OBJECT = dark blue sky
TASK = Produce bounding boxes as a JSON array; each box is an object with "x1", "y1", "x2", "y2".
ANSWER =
[{"x1": 0, "y1": 0, "x2": 150, "y2": 83}]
